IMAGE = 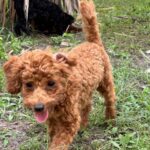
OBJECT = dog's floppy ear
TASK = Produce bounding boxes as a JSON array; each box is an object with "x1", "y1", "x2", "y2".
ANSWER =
[
  {"x1": 3, "y1": 56, "x2": 23, "y2": 94},
  {"x1": 54, "y1": 53, "x2": 76, "y2": 66}
]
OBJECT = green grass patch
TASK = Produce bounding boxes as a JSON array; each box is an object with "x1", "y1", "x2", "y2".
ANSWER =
[{"x1": 0, "y1": 0, "x2": 150, "y2": 149}]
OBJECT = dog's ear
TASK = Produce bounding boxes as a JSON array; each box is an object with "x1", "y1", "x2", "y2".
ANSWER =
[
  {"x1": 53, "y1": 53, "x2": 76, "y2": 66},
  {"x1": 3, "y1": 56, "x2": 23, "y2": 94}
]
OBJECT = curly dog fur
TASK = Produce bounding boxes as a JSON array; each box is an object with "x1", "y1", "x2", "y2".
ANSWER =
[
  {"x1": 3, "y1": 0, "x2": 116, "y2": 149},
  {"x1": 14, "y1": 0, "x2": 74, "y2": 36}
]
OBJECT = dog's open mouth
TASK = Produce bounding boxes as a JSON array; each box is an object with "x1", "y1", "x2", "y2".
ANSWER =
[{"x1": 34, "y1": 110, "x2": 49, "y2": 123}]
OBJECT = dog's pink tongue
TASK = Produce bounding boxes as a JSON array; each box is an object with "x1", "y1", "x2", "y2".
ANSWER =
[{"x1": 34, "y1": 110, "x2": 48, "y2": 123}]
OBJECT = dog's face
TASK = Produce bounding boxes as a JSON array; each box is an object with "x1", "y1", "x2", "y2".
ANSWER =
[{"x1": 3, "y1": 50, "x2": 76, "y2": 123}]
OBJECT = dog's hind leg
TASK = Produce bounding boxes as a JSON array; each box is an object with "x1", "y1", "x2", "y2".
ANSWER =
[{"x1": 97, "y1": 71, "x2": 116, "y2": 120}]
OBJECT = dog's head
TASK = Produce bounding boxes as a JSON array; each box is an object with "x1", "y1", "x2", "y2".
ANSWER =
[{"x1": 3, "y1": 50, "x2": 76, "y2": 123}]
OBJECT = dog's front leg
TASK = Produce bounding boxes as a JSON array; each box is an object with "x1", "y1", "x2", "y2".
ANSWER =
[{"x1": 48, "y1": 119, "x2": 80, "y2": 150}]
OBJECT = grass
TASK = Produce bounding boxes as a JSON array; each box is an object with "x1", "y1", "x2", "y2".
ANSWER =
[{"x1": 0, "y1": 0, "x2": 150, "y2": 149}]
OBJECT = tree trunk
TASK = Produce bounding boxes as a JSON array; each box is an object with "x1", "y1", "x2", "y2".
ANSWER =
[{"x1": 50, "y1": 0, "x2": 79, "y2": 15}]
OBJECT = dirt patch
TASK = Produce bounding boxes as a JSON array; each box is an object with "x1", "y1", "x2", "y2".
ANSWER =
[{"x1": 0, "y1": 119, "x2": 32, "y2": 150}]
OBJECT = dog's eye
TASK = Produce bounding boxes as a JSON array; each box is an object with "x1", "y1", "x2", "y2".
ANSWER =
[
  {"x1": 47, "y1": 80, "x2": 56, "y2": 89},
  {"x1": 25, "y1": 82, "x2": 33, "y2": 90}
]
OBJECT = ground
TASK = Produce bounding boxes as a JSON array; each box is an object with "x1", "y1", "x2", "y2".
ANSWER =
[{"x1": 0, "y1": 0, "x2": 150, "y2": 149}]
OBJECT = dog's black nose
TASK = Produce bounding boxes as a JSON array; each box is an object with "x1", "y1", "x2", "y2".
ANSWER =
[{"x1": 34, "y1": 103, "x2": 44, "y2": 112}]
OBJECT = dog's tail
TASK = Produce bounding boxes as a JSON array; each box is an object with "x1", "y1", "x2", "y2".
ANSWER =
[{"x1": 80, "y1": 0, "x2": 103, "y2": 46}]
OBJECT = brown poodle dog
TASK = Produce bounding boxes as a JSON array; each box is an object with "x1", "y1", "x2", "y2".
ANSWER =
[{"x1": 3, "y1": 0, "x2": 116, "y2": 149}]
